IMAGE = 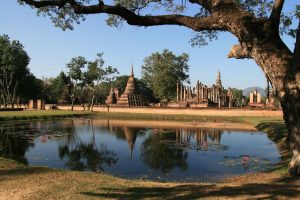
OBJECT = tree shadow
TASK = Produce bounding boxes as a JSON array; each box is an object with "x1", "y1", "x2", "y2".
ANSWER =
[
  {"x1": 0, "y1": 167, "x2": 54, "y2": 181},
  {"x1": 80, "y1": 176, "x2": 300, "y2": 199}
]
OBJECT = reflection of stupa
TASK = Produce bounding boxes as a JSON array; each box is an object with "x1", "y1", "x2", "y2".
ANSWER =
[
  {"x1": 124, "y1": 127, "x2": 137, "y2": 159},
  {"x1": 116, "y1": 65, "x2": 145, "y2": 106}
]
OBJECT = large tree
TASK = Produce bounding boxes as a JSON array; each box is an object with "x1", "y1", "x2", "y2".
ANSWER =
[
  {"x1": 17, "y1": 0, "x2": 300, "y2": 175},
  {"x1": 84, "y1": 53, "x2": 118, "y2": 112},
  {"x1": 142, "y1": 49, "x2": 190, "y2": 101},
  {"x1": 66, "y1": 56, "x2": 86, "y2": 111},
  {"x1": 0, "y1": 35, "x2": 31, "y2": 108}
]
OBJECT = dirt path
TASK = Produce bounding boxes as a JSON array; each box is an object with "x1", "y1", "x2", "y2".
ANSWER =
[{"x1": 54, "y1": 105, "x2": 283, "y2": 117}]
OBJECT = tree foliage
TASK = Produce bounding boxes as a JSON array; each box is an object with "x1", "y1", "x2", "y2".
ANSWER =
[
  {"x1": 84, "y1": 53, "x2": 118, "y2": 111},
  {"x1": 17, "y1": 0, "x2": 299, "y2": 45},
  {"x1": 142, "y1": 49, "x2": 189, "y2": 101},
  {"x1": 66, "y1": 56, "x2": 87, "y2": 110},
  {"x1": 0, "y1": 34, "x2": 32, "y2": 107}
]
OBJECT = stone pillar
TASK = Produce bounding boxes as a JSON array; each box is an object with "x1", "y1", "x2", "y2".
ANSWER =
[
  {"x1": 28, "y1": 99, "x2": 34, "y2": 109},
  {"x1": 250, "y1": 93, "x2": 254, "y2": 103},
  {"x1": 257, "y1": 93, "x2": 261, "y2": 103},
  {"x1": 37, "y1": 99, "x2": 45, "y2": 110}
]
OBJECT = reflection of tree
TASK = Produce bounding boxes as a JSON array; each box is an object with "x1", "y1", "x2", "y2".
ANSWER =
[
  {"x1": 141, "y1": 132, "x2": 188, "y2": 174},
  {"x1": 58, "y1": 143, "x2": 118, "y2": 171},
  {"x1": 0, "y1": 123, "x2": 34, "y2": 164},
  {"x1": 58, "y1": 119, "x2": 118, "y2": 171}
]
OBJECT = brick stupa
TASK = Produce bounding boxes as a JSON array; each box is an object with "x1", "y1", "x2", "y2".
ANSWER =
[{"x1": 117, "y1": 65, "x2": 145, "y2": 106}]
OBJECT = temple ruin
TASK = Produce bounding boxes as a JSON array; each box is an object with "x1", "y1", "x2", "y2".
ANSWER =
[
  {"x1": 28, "y1": 99, "x2": 45, "y2": 110},
  {"x1": 249, "y1": 89, "x2": 264, "y2": 107},
  {"x1": 174, "y1": 71, "x2": 231, "y2": 108},
  {"x1": 106, "y1": 65, "x2": 146, "y2": 106}
]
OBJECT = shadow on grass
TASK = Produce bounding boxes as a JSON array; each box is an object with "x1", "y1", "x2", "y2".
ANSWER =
[
  {"x1": 0, "y1": 167, "x2": 54, "y2": 180},
  {"x1": 81, "y1": 176, "x2": 300, "y2": 200}
]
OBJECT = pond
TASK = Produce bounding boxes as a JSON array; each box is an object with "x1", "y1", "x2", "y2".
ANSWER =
[{"x1": 0, "y1": 118, "x2": 280, "y2": 182}]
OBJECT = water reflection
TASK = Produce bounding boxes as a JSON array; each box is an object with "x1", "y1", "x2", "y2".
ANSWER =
[
  {"x1": 58, "y1": 120, "x2": 118, "y2": 171},
  {"x1": 0, "y1": 119, "x2": 280, "y2": 181},
  {"x1": 0, "y1": 123, "x2": 33, "y2": 164},
  {"x1": 141, "y1": 131, "x2": 188, "y2": 173}
]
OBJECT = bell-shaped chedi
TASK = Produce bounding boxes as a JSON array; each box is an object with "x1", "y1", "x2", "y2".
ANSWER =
[
  {"x1": 105, "y1": 85, "x2": 117, "y2": 105},
  {"x1": 117, "y1": 65, "x2": 145, "y2": 106}
]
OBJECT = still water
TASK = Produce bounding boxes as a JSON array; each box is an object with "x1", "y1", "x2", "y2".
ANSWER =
[{"x1": 0, "y1": 118, "x2": 280, "y2": 182}]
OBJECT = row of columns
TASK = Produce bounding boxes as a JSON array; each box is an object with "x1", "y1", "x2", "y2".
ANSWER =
[{"x1": 176, "y1": 80, "x2": 225, "y2": 104}]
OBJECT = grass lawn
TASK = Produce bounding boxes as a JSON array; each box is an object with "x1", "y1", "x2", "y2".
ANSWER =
[{"x1": 0, "y1": 110, "x2": 299, "y2": 199}]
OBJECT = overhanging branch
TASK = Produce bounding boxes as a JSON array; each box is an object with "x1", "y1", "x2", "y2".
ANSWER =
[
  {"x1": 294, "y1": 19, "x2": 300, "y2": 65},
  {"x1": 20, "y1": 0, "x2": 226, "y2": 31}
]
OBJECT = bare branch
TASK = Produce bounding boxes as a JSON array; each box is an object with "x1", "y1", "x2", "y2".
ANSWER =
[
  {"x1": 227, "y1": 44, "x2": 251, "y2": 59},
  {"x1": 269, "y1": 0, "x2": 285, "y2": 30},
  {"x1": 20, "y1": 0, "x2": 226, "y2": 31}
]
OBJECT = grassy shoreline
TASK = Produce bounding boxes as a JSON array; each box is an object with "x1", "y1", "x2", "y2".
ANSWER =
[
  {"x1": 0, "y1": 110, "x2": 94, "y2": 121},
  {"x1": 1, "y1": 110, "x2": 298, "y2": 199},
  {"x1": 92, "y1": 111, "x2": 283, "y2": 125}
]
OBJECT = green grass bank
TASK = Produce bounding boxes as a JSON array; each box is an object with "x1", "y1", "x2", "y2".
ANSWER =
[{"x1": 0, "y1": 110, "x2": 93, "y2": 121}]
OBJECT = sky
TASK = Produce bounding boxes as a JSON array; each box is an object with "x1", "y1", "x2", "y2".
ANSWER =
[{"x1": 0, "y1": 0, "x2": 297, "y2": 89}]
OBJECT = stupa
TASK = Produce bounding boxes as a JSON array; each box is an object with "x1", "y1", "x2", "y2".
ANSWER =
[
  {"x1": 105, "y1": 85, "x2": 117, "y2": 105},
  {"x1": 117, "y1": 65, "x2": 145, "y2": 106}
]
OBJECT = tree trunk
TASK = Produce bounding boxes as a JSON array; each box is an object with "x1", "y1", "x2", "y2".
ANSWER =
[
  {"x1": 281, "y1": 92, "x2": 300, "y2": 176},
  {"x1": 237, "y1": 35, "x2": 299, "y2": 176},
  {"x1": 90, "y1": 89, "x2": 95, "y2": 112},
  {"x1": 71, "y1": 98, "x2": 74, "y2": 111}
]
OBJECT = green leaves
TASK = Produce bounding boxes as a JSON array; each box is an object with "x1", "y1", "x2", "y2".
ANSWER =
[
  {"x1": 141, "y1": 49, "x2": 189, "y2": 101},
  {"x1": 67, "y1": 56, "x2": 87, "y2": 81},
  {"x1": 0, "y1": 34, "x2": 31, "y2": 105},
  {"x1": 85, "y1": 53, "x2": 119, "y2": 86}
]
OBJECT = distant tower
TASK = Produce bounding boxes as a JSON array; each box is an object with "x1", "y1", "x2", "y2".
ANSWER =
[
  {"x1": 216, "y1": 70, "x2": 222, "y2": 88},
  {"x1": 123, "y1": 65, "x2": 135, "y2": 95},
  {"x1": 130, "y1": 64, "x2": 134, "y2": 78}
]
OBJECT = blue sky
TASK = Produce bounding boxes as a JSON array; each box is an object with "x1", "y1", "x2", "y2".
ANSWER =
[{"x1": 0, "y1": 0, "x2": 297, "y2": 89}]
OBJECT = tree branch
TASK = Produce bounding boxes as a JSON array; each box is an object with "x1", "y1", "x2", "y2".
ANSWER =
[
  {"x1": 294, "y1": 19, "x2": 300, "y2": 65},
  {"x1": 20, "y1": 0, "x2": 226, "y2": 31},
  {"x1": 227, "y1": 44, "x2": 251, "y2": 59},
  {"x1": 269, "y1": 0, "x2": 285, "y2": 30},
  {"x1": 188, "y1": 0, "x2": 212, "y2": 12}
]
